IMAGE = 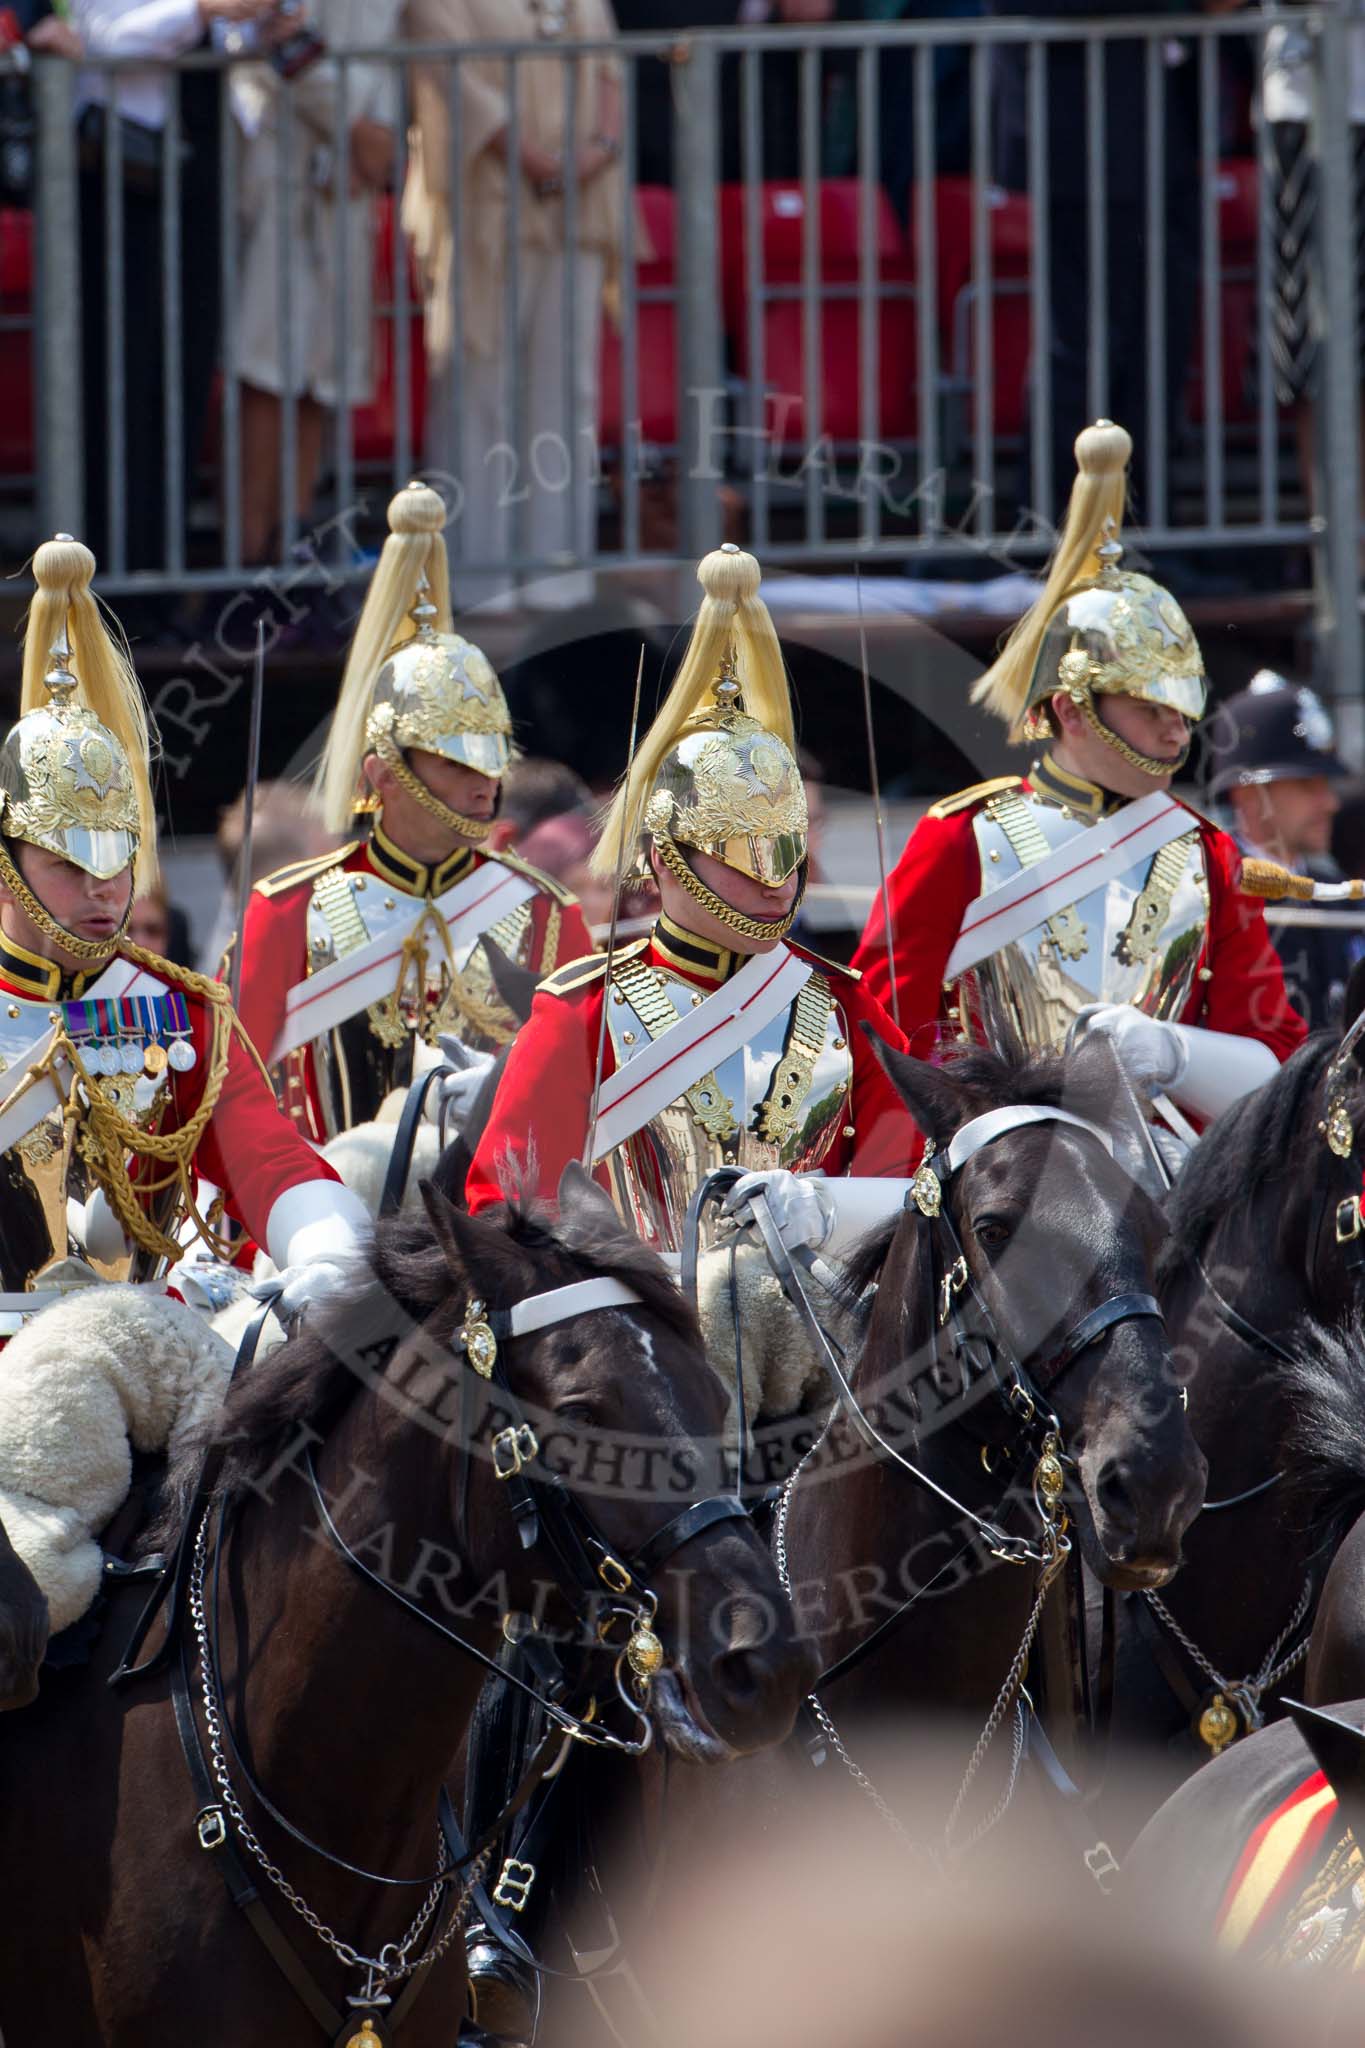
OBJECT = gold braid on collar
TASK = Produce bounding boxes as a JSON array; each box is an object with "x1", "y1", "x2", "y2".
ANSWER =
[
  {"x1": 371, "y1": 729, "x2": 494, "y2": 845},
  {"x1": 0, "y1": 840, "x2": 133, "y2": 959},
  {"x1": 653, "y1": 830, "x2": 804, "y2": 943}
]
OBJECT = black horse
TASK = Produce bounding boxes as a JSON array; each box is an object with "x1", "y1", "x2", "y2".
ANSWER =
[
  {"x1": 0, "y1": 1170, "x2": 817, "y2": 2046},
  {"x1": 1102, "y1": 978, "x2": 1365, "y2": 1803}
]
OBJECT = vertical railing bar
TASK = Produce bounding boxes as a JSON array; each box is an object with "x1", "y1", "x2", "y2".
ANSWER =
[
  {"x1": 561, "y1": 49, "x2": 580, "y2": 562},
  {"x1": 1145, "y1": 33, "x2": 1167, "y2": 533},
  {"x1": 1027, "y1": 36, "x2": 1052, "y2": 527},
  {"x1": 161, "y1": 69, "x2": 184, "y2": 576},
  {"x1": 104, "y1": 73, "x2": 126, "y2": 574},
  {"x1": 800, "y1": 40, "x2": 823, "y2": 543},
  {"x1": 742, "y1": 45, "x2": 768, "y2": 549},
  {"x1": 913, "y1": 43, "x2": 939, "y2": 540},
  {"x1": 333, "y1": 56, "x2": 354, "y2": 574},
  {"x1": 220, "y1": 71, "x2": 242, "y2": 571},
  {"x1": 32, "y1": 54, "x2": 85, "y2": 536},
  {"x1": 970, "y1": 39, "x2": 992, "y2": 537},
  {"x1": 619, "y1": 53, "x2": 640, "y2": 559},
  {"x1": 857, "y1": 40, "x2": 880, "y2": 551},
  {"x1": 1084, "y1": 33, "x2": 1106, "y2": 422},
  {"x1": 674, "y1": 37, "x2": 723, "y2": 561},
  {"x1": 1200, "y1": 29, "x2": 1223, "y2": 534},
  {"x1": 504, "y1": 52, "x2": 522, "y2": 586},
  {"x1": 1255, "y1": 22, "x2": 1275, "y2": 528},
  {"x1": 277, "y1": 83, "x2": 299, "y2": 556}
]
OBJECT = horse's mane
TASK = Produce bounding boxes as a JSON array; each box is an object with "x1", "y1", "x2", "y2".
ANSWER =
[
  {"x1": 837, "y1": 1039, "x2": 1119, "y2": 1306},
  {"x1": 1281, "y1": 1313, "x2": 1365, "y2": 1564},
  {"x1": 154, "y1": 1200, "x2": 695, "y2": 1546},
  {"x1": 1157, "y1": 1033, "x2": 1337, "y2": 1286}
]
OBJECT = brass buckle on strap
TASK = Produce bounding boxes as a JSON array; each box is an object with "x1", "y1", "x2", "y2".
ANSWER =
[
  {"x1": 492, "y1": 1857, "x2": 537, "y2": 1913},
  {"x1": 196, "y1": 1805, "x2": 227, "y2": 1852},
  {"x1": 490, "y1": 1424, "x2": 539, "y2": 1481},
  {"x1": 938, "y1": 1255, "x2": 969, "y2": 1327},
  {"x1": 1337, "y1": 1195, "x2": 1362, "y2": 1243}
]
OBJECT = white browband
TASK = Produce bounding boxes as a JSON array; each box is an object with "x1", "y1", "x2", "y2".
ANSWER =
[
  {"x1": 942, "y1": 1104, "x2": 1115, "y2": 1177},
  {"x1": 502, "y1": 1276, "x2": 644, "y2": 1338}
]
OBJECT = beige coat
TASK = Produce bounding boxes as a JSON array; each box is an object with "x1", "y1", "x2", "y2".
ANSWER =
[
  {"x1": 401, "y1": 0, "x2": 622, "y2": 363},
  {"x1": 233, "y1": 0, "x2": 402, "y2": 404}
]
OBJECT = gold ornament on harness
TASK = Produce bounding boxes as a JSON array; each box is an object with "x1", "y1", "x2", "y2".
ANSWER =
[
  {"x1": 458, "y1": 1299, "x2": 498, "y2": 1378},
  {"x1": 626, "y1": 1624, "x2": 664, "y2": 1684},
  {"x1": 342, "y1": 2023, "x2": 384, "y2": 2048},
  {"x1": 1197, "y1": 1691, "x2": 1240, "y2": 1757},
  {"x1": 910, "y1": 1152, "x2": 942, "y2": 1218},
  {"x1": 1324, "y1": 1096, "x2": 1355, "y2": 1160}
]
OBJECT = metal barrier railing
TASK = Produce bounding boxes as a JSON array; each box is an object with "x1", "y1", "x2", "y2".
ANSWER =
[{"x1": 10, "y1": 8, "x2": 1362, "y2": 708}]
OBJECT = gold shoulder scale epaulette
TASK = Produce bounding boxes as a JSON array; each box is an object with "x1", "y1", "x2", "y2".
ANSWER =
[
  {"x1": 926, "y1": 776, "x2": 1023, "y2": 822},
  {"x1": 542, "y1": 937, "x2": 648, "y2": 997},
  {"x1": 253, "y1": 841, "x2": 362, "y2": 900}
]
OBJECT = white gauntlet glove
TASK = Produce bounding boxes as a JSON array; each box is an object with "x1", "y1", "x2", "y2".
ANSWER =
[
  {"x1": 721, "y1": 1168, "x2": 834, "y2": 1253},
  {"x1": 427, "y1": 1036, "x2": 498, "y2": 1127},
  {"x1": 260, "y1": 1181, "x2": 371, "y2": 1327},
  {"x1": 1081, "y1": 1005, "x2": 1184, "y2": 1098}
]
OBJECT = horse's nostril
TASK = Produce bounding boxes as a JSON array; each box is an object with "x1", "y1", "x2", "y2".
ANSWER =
[
  {"x1": 1094, "y1": 1455, "x2": 1136, "y2": 1529},
  {"x1": 714, "y1": 1646, "x2": 764, "y2": 1711}
]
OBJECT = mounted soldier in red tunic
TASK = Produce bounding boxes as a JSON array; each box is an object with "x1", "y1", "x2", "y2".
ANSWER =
[
  {"x1": 853, "y1": 420, "x2": 1306, "y2": 1163},
  {"x1": 467, "y1": 542, "x2": 921, "y2": 1263},
  {"x1": 0, "y1": 537, "x2": 369, "y2": 1334},
  {"x1": 231, "y1": 481, "x2": 591, "y2": 1144}
]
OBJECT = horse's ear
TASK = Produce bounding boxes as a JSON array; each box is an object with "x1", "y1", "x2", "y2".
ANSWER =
[
  {"x1": 417, "y1": 1180, "x2": 535, "y2": 1303},
  {"x1": 479, "y1": 935, "x2": 539, "y2": 1026},
  {"x1": 859, "y1": 1023, "x2": 964, "y2": 1149},
  {"x1": 556, "y1": 1160, "x2": 623, "y2": 1238},
  {"x1": 1343, "y1": 957, "x2": 1365, "y2": 1054}
]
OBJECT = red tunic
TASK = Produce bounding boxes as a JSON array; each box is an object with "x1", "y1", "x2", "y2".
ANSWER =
[
  {"x1": 466, "y1": 929, "x2": 922, "y2": 1217},
  {"x1": 852, "y1": 781, "x2": 1308, "y2": 1066},
  {"x1": 0, "y1": 951, "x2": 342, "y2": 1254},
  {"x1": 230, "y1": 832, "x2": 592, "y2": 1140}
]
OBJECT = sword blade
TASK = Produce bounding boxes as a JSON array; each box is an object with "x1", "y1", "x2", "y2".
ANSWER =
[
  {"x1": 584, "y1": 645, "x2": 647, "y2": 1169},
  {"x1": 856, "y1": 564, "x2": 901, "y2": 1031},
  {"x1": 227, "y1": 616, "x2": 267, "y2": 1015}
]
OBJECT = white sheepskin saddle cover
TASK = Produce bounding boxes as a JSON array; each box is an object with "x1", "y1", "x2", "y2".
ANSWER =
[
  {"x1": 0, "y1": 1288, "x2": 234, "y2": 1633},
  {"x1": 694, "y1": 1244, "x2": 853, "y2": 1422}
]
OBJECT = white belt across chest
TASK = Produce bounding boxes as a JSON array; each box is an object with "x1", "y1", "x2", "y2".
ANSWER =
[
  {"x1": 0, "y1": 956, "x2": 170, "y2": 1159},
  {"x1": 589, "y1": 944, "x2": 814, "y2": 1166},
  {"x1": 273, "y1": 862, "x2": 539, "y2": 1063},
  {"x1": 945, "y1": 791, "x2": 1194, "y2": 981}
]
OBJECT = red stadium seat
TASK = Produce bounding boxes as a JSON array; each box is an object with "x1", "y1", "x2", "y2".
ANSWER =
[
  {"x1": 932, "y1": 176, "x2": 1032, "y2": 440},
  {"x1": 718, "y1": 178, "x2": 918, "y2": 444},
  {"x1": 351, "y1": 194, "x2": 427, "y2": 467},
  {"x1": 0, "y1": 209, "x2": 34, "y2": 479},
  {"x1": 599, "y1": 184, "x2": 678, "y2": 447}
]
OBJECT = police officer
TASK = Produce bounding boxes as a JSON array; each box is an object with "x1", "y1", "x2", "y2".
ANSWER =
[{"x1": 1207, "y1": 670, "x2": 1360, "y2": 1031}]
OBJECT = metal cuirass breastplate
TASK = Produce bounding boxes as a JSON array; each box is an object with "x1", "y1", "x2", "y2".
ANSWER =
[
  {"x1": 601, "y1": 958, "x2": 854, "y2": 1254},
  {"x1": 956, "y1": 788, "x2": 1210, "y2": 1056},
  {"x1": 0, "y1": 995, "x2": 178, "y2": 1291},
  {"x1": 303, "y1": 865, "x2": 534, "y2": 1137}
]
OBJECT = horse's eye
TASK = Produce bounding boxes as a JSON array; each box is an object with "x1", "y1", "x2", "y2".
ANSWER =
[
  {"x1": 973, "y1": 1217, "x2": 1011, "y2": 1252},
  {"x1": 555, "y1": 1401, "x2": 596, "y2": 1430}
]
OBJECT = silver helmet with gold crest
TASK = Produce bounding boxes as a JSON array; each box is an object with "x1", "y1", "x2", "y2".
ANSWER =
[
  {"x1": 594, "y1": 544, "x2": 807, "y2": 941},
  {"x1": 0, "y1": 535, "x2": 157, "y2": 954},
  {"x1": 974, "y1": 421, "x2": 1208, "y2": 778},
  {"x1": 317, "y1": 481, "x2": 515, "y2": 842}
]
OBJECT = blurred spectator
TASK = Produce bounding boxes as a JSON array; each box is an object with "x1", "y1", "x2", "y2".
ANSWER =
[
  {"x1": 486, "y1": 754, "x2": 593, "y2": 852},
  {"x1": 200, "y1": 775, "x2": 340, "y2": 969},
  {"x1": 1333, "y1": 775, "x2": 1365, "y2": 886},
  {"x1": 1207, "y1": 669, "x2": 1360, "y2": 1029},
  {"x1": 230, "y1": 0, "x2": 401, "y2": 562},
  {"x1": 1260, "y1": 8, "x2": 1365, "y2": 523},
  {"x1": 987, "y1": 0, "x2": 1224, "y2": 533},
  {"x1": 67, "y1": 0, "x2": 273, "y2": 619},
  {"x1": 517, "y1": 808, "x2": 615, "y2": 927},
  {"x1": 129, "y1": 879, "x2": 194, "y2": 966},
  {"x1": 826, "y1": 1, "x2": 984, "y2": 223},
  {"x1": 403, "y1": 0, "x2": 623, "y2": 609}
]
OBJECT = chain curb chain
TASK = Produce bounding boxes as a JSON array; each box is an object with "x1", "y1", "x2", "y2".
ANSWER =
[
  {"x1": 1142, "y1": 1575, "x2": 1314, "y2": 1731},
  {"x1": 188, "y1": 1510, "x2": 488, "y2": 1995},
  {"x1": 774, "y1": 1439, "x2": 1063, "y2": 1864}
]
